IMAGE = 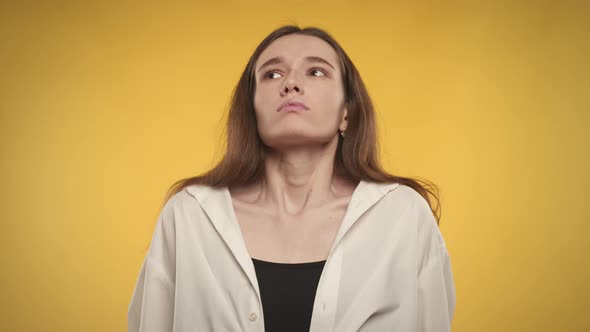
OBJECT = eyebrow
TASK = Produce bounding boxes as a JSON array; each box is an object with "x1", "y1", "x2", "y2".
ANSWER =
[{"x1": 256, "y1": 56, "x2": 336, "y2": 73}]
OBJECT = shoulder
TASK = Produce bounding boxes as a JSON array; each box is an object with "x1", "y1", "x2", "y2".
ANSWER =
[
  {"x1": 183, "y1": 183, "x2": 226, "y2": 205},
  {"x1": 155, "y1": 184, "x2": 218, "y2": 224},
  {"x1": 378, "y1": 183, "x2": 440, "y2": 235},
  {"x1": 379, "y1": 183, "x2": 432, "y2": 214},
  {"x1": 386, "y1": 183, "x2": 423, "y2": 200},
  {"x1": 162, "y1": 186, "x2": 198, "y2": 211},
  {"x1": 150, "y1": 184, "x2": 220, "y2": 240},
  {"x1": 159, "y1": 183, "x2": 222, "y2": 210}
]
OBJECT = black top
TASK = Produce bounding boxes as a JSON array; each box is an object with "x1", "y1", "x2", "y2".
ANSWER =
[{"x1": 252, "y1": 257, "x2": 326, "y2": 332}]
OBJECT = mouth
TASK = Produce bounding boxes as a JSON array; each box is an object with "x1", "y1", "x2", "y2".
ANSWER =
[{"x1": 277, "y1": 100, "x2": 310, "y2": 112}]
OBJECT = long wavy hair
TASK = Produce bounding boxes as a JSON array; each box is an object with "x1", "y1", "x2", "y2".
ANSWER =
[{"x1": 160, "y1": 25, "x2": 441, "y2": 224}]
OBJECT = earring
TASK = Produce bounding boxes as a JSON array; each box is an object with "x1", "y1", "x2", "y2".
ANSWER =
[{"x1": 340, "y1": 130, "x2": 346, "y2": 138}]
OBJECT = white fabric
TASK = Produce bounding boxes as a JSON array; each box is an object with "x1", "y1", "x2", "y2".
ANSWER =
[{"x1": 128, "y1": 180, "x2": 456, "y2": 331}]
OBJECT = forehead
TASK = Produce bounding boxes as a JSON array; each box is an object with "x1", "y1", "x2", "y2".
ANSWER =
[{"x1": 256, "y1": 34, "x2": 340, "y2": 69}]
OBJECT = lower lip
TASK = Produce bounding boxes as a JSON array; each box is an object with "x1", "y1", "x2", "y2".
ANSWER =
[{"x1": 279, "y1": 105, "x2": 309, "y2": 112}]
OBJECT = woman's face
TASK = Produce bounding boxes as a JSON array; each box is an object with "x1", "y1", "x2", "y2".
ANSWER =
[{"x1": 253, "y1": 34, "x2": 348, "y2": 149}]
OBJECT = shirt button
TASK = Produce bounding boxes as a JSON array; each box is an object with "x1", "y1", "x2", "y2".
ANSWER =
[{"x1": 249, "y1": 312, "x2": 258, "y2": 321}]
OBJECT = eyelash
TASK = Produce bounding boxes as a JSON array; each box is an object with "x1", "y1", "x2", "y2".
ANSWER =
[{"x1": 263, "y1": 67, "x2": 328, "y2": 80}]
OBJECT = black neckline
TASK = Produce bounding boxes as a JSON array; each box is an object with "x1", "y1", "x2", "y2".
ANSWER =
[{"x1": 251, "y1": 257, "x2": 326, "y2": 268}]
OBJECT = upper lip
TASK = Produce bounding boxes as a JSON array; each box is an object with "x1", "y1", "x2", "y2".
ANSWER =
[{"x1": 277, "y1": 99, "x2": 310, "y2": 112}]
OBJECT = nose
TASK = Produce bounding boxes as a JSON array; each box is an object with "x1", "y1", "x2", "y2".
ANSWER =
[{"x1": 280, "y1": 78, "x2": 302, "y2": 96}]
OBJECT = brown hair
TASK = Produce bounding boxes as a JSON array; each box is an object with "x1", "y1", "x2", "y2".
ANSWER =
[{"x1": 160, "y1": 25, "x2": 441, "y2": 224}]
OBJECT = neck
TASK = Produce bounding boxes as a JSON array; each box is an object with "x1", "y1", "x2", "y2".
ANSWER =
[{"x1": 260, "y1": 138, "x2": 340, "y2": 215}]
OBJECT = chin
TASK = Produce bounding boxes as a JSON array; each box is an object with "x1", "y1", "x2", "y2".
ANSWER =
[{"x1": 261, "y1": 133, "x2": 335, "y2": 149}]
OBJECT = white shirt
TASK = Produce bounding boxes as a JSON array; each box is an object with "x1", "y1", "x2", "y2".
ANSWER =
[{"x1": 128, "y1": 180, "x2": 456, "y2": 331}]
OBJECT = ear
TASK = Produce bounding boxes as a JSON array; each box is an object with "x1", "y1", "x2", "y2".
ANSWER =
[{"x1": 339, "y1": 107, "x2": 348, "y2": 132}]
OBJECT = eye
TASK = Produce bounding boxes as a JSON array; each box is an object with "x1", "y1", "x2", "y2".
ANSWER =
[
  {"x1": 264, "y1": 71, "x2": 283, "y2": 79},
  {"x1": 309, "y1": 67, "x2": 327, "y2": 77}
]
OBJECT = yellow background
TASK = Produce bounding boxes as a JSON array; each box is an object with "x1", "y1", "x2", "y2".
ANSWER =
[{"x1": 1, "y1": 1, "x2": 588, "y2": 331}]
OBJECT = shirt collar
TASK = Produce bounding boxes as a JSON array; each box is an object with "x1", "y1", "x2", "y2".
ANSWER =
[
  {"x1": 185, "y1": 179, "x2": 400, "y2": 252},
  {"x1": 185, "y1": 179, "x2": 400, "y2": 299}
]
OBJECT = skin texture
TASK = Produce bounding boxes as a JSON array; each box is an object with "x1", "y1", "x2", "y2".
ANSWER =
[
  {"x1": 253, "y1": 34, "x2": 348, "y2": 150},
  {"x1": 229, "y1": 34, "x2": 357, "y2": 263}
]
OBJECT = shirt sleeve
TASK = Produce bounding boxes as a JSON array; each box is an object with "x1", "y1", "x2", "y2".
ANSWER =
[
  {"x1": 128, "y1": 197, "x2": 178, "y2": 332},
  {"x1": 415, "y1": 197, "x2": 456, "y2": 332}
]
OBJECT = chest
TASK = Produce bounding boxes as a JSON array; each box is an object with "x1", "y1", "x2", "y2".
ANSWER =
[{"x1": 232, "y1": 199, "x2": 350, "y2": 263}]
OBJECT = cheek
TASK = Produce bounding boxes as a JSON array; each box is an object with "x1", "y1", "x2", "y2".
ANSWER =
[
  {"x1": 253, "y1": 85, "x2": 275, "y2": 113},
  {"x1": 312, "y1": 93, "x2": 345, "y2": 120},
  {"x1": 253, "y1": 89, "x2": 261, "y2": 111},
  {"x1": 253, "y1": 93, "x2": 272, "y2": 127}
]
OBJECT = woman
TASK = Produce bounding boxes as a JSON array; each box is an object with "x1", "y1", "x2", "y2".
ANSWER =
[{"x1": 128, "y1": 25, "x2": 456, "y2": 332}]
